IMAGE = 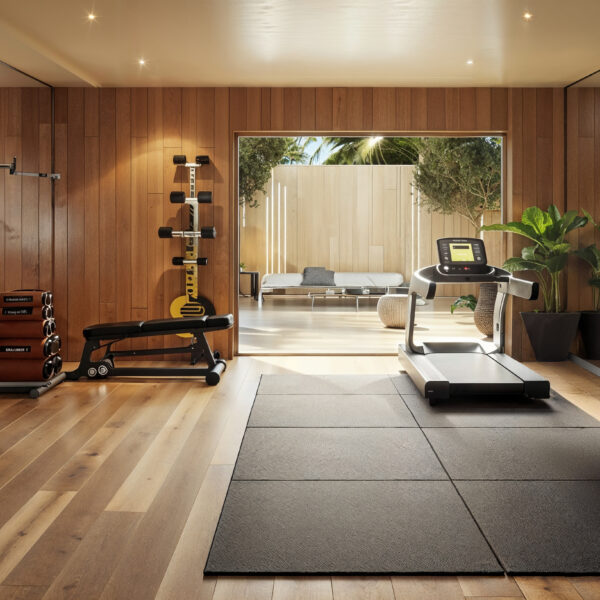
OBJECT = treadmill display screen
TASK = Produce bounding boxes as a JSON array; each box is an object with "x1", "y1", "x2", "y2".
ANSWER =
[
  {"x1": 437, "y1": 237, "x2": 488, "y2": 274},
  {"x1": 449, "y1": 243, "x2": 475, "y2": 263}
]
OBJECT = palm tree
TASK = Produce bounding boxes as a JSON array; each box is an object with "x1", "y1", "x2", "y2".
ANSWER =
[{"x1": 309, "y1": 136, "x2": 418, "y2": 165}]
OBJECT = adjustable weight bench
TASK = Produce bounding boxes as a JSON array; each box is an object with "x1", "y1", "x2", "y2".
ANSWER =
[{"x1": 66, "y1": 315, "x2": 233, "y2": 386}]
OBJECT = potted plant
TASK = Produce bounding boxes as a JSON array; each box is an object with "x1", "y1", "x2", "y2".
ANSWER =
[
  {"x1": 450, "y1": 285, "x2": 497, "y2": 337},
  {"x1": 574, "y1": 210, "x2": 600, "y2": 358},
  {"x1": 481, "y1": 205, "x2": 587, "y2": 361}
]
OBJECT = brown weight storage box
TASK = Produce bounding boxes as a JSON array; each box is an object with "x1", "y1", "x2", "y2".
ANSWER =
[
  {"x1": 0, "y1": 305, "x2": 53, "y2": 320},
  {"x1": 0, "y1": 319, "x2": 56, "y2": 338},
  {"x1": 0, "y1": 290, "x2": 53, "y2": 308},
  {"x1": 0, "y1": 356, "x2": 56, "y2": 381},
  {"x1": 0, "y1": 335, "x2": 61, "y2": 359}
]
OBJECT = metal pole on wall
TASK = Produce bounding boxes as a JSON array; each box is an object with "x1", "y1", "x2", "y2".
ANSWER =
[
  {"x1": 271, "y1": 178, "x2": 274, "y2": 274},
  {"x1": 277, "y1": 182, "x2": 281, "y2": 273},
  {"x1": 283, "y1": 185, "x2": 287, "y2": 274},
  {"x1": 265, "y1": 196, "x2": 269, "y2": 274}
]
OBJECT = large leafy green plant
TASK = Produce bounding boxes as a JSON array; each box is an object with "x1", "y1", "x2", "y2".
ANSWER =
[
  {"x1": 450, "y1": 295, "x2": 477, "y2": 314},
  {"x1": 575, "y1": 210, "x2": 600, "y2": 311},
  {"x1": 480, "y1": 205, "x2": 587, "y2": 313}
]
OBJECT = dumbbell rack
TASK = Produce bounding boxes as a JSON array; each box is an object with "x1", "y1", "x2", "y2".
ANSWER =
[{"x1": 158, "y1": 155, "x2": 216, "y2": 326}]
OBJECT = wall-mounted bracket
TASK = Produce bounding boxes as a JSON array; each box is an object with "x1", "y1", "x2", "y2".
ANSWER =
[{"x1": 0, "y1": 156, "x2": 61, "y2": 180}]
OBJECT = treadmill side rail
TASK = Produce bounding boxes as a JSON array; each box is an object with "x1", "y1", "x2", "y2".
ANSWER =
[
  {"x1": 398, "y1": 343, "x2": 450, "y2": 402},
  {"x1": 487, "y1": 353, "x2": 550, "y2": 398}
]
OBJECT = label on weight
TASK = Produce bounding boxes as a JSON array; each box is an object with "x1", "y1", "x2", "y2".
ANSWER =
[
  {"x1": 2, "y1": 307, "x2": 33, "y2": 315},
  {"x1": 3, "y1": 295, "x2": 34, "y2": 303},
  {"x1": 0, "y1": 345, "x2": 32, "y2": 353}
]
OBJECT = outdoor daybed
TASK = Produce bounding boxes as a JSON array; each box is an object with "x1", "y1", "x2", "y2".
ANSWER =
[{"x1": 259, "y1": 271, "x2": 405, "y2": 308}]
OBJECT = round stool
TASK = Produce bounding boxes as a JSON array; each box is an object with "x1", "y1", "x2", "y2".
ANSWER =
[{"x1": 377, "y1": 294, "x2": 408, "y2": 328}]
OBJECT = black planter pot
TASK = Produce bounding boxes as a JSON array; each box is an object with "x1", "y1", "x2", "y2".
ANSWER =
[
  {"x1": 521, "y1": 311, "x2": 581, "y2": 361},
  {"x1": 580, "y1": 311, "x2": 600, "y2": 360}
]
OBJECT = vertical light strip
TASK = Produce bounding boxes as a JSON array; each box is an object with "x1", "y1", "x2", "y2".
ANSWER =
[
  {"x1": 271, "y1": 178, "x2": 274, "y2": 273},
  {"x1": 283, "y1": 185, "x2": 287, "y2": 273},
  {"x1": 410, "y1": 182, "x2": 415, "y2": 274},
  {"x1": 265, "y1": 196, "x2": 269, "y2": 274},
  {"x1": 277, "y1": 182, "x2": 281, "y2": 273},
  {"x1": 416, "y1": 187, "x2": 421, "y2": 270}
]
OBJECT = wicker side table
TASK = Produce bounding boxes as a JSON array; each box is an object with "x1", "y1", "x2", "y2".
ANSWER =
[{"x1": 377, "y1": 294, "x2": 408, "y2": 328}]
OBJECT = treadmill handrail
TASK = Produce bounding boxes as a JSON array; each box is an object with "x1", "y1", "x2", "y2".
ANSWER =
[
  {"x1": 405, "y1": 265, "x2": 539, "y2": 355},
  {"x1": 407, "y1": 265, "x2": 538, "y2": 301}
]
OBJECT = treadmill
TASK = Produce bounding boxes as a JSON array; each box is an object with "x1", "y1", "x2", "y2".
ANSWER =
[{"x1": 398, "y1": 237, "x2": 550, "y2": 405}]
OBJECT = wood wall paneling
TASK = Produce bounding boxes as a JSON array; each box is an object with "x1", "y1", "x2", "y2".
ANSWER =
[{"x1": 2, "y1": 86, "x2": 564, "y2": 361}]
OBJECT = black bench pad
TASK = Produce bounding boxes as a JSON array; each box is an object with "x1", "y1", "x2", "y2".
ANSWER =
[
  {"x1": 84, "y1": 321, "x2": 144, "y2": 339},
  {"x1": 83, "y1": 315, "x2": 233, "y2": 340},
  {"x1": 142, "y1": 315, "x2": 233, "y2": 333}
]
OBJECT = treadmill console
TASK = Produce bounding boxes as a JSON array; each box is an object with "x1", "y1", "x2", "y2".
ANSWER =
[{"x1": 437, "y1": 237, "x2": 489, "y2": 274}]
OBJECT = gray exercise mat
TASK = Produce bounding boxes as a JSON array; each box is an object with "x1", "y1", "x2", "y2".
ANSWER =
[
  {"x1": 205, "y1": 481, "x2": 502, "y2": 574},
  {"x1": 456, "y1": 481, "x2": 600, "y2": 573},
  {"x1": 233, "y1": 428, "x2": 447, "y2": 481},
  {"x1": 401, "y1": 391, "x2": 600, "y2": 428},
  {"x1": 390, "y1": 373, "x2": 420, "y2": 395},
  {"x1": 207, "y1": 373, "x2": 600, "y2": 575},
  {"x1": 258, "y1": 374, "x2": 397, "y2": 395},
  {"x1": 425, "y1": 427, "x2": 600, "y2": 480},
  {"x1": 248, "y1": 394, "x2": 418, "y2": 427}
]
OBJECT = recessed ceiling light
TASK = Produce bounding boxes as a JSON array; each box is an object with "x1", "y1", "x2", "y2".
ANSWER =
[
  {"x1": 138, "y1": 58, "x2": 146, "y2": 66},
  {"x1": 523, "y1": 11, "x2": 533, "y2": 20},
  {"x1": 87, "y1": 13, "x2": 96, "y2": 21},
  {"x1": 466, "y1": 59, "x2": 474, "y2": 65}
]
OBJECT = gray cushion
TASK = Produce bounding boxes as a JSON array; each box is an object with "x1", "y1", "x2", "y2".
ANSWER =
[{"x1": 301, "y1": 267, "x2": 335, "y2": 286}]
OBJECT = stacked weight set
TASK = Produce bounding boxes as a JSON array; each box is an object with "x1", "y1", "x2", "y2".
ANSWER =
[
  {"x1": 158, "y1": 154, "x2": 217, "y2": 318},
  {"x1": 68, "y1": 154, "x2": 233, "y2": 386},
  {"x1": 0, "y1": 290, "x2": 65, "y2": 397}
]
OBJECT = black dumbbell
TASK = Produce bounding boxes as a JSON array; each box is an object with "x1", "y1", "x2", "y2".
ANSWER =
[
  {"x1": 158, "y1": 226, "x2": 216, "y2": 239},
  {"x1": 170, "y1": 191, "x2": 212, "y2": 204},
  {"x1": 172, "y1": 257, "x2": 208, "y2": 266},
  {"x1": 173, "y1": 155, "x2": 210, "y2": 167}
]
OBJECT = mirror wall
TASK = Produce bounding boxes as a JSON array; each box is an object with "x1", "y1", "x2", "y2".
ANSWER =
[
  {"x1": 0, "y1": 60, "x2": 54, "y2": 293},
  {"x1": 567, "y1": 70, "x2": 600, "y2": 371}
]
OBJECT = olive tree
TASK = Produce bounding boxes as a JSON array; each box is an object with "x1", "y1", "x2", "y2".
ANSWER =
[
  {"x1": 239, "y1": 137, "x2": 306, "y2": 207},
  {"x1": 413, "y1": 137, "x2": 502, "y2": 230}
]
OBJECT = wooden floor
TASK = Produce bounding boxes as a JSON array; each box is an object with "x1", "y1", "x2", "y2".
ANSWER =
[
  {"x1": 239, "y1": 296, "x2": 484, "y2": 354},
  {"x1": 0, "y1": 356, "x2": 599, "y2": 600}
]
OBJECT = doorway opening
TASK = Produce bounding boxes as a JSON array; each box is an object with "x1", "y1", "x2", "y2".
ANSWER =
[{"x1": 237, "y1": 135, "x2": 503, "y2": 354}]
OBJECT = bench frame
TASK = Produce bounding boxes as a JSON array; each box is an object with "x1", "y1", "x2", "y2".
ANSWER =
[{"x1": 67, "y1": 321, "x2": 228, "y2": 385}]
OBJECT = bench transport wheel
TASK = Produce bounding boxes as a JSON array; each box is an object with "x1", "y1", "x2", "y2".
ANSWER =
[
  {"x1": 87, "y1": 366, "x2": 98, "y2": 378},
  {"x1": 97, "y1": 359, "x2": 113, "y2": 377}
]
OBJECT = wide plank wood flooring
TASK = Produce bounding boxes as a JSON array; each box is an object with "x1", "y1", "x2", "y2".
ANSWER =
[{"x1": 0, "y1": 356, "x2": 599, "y2": 600}]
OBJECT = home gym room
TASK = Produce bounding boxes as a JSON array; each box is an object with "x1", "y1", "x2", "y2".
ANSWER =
[{"x1": 0, "y1": 2, "x2": 600, "y2": 600}]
